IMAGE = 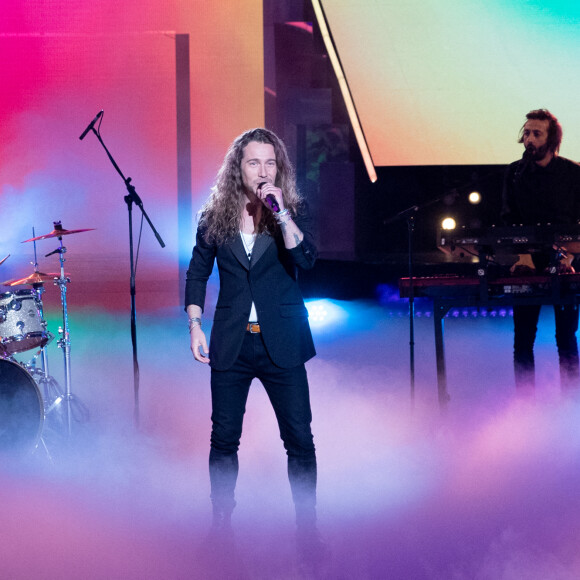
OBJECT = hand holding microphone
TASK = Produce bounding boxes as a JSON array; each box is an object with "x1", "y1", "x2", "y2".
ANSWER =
[
  {"x1": 257, "y1": 182, "x2": 292, "y2": 225},
  {"x1": 257, "y1": 182, "x2": 282, "y2": 213}
]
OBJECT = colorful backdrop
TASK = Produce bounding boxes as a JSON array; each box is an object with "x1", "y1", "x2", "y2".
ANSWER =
[
  {"x1": 322, "y1": 0, "x2": 580, "y2": 166},
  {"x1": 1, "y1": 0, "x2": 264, "y2": 311}
]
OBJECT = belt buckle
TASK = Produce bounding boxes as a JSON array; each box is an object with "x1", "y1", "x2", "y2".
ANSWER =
[{"x1": 248, "y1": 322, "x2": 260, "y2": 334}]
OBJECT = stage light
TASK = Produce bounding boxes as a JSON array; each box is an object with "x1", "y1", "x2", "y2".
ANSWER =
[
  {"x1": 468, "y1": 191, "x2": 482, "y2": 204},
  {"x1": 305, "y1": 299, "x2": 348, "y2": 331},
  {"x1": 441, "y1": 217, "x2": 456, "y2": 230},
  {"x1": 307, "y1": 301, "x2": 329, "y2": 323}
]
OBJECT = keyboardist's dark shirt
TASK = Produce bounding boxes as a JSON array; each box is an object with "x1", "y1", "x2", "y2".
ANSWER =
[{"x1": 501, "y1": 155, "x2": 580, "y2": 226}]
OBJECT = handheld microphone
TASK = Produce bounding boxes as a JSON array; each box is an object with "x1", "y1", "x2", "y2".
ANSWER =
[
  {"x1": 257, "y1": 182, "x2": 280, "y2": 212},
  {"x1": 265, "y1": 194, "x2": 280, "y2": 213},
  {"x1": 79, "y1": 110, "x2": 103, "y2": 140}
]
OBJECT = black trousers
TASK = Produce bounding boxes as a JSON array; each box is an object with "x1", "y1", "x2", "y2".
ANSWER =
[
  {"x1": 513, "y1": 304, "x2": 580, "y2": 391},
  {"x1": 209, "y1": 331, "x2": 317, "y2": 524}
]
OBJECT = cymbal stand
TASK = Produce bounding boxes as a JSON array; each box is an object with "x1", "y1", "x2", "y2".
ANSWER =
[
  {"x1": 28, "y1": 232, "x2": 59, "y2": 409},
  {"x1": 29, "y1": 283, "x2": 60, "y2": 410},
  {"x1": 47, "y1": 232, "x2": 87, "y2": 436}
]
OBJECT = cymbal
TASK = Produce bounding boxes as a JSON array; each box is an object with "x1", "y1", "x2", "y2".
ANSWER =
[
  {"x1": 2, "y1": 272, "x2": 67, "y2": 286},
  {"x1": 0, "y1": 255, "x2": 9, "y2": 266},
  {"x1": 22, "y1": 225, "x2": 95, "y2": 243}
]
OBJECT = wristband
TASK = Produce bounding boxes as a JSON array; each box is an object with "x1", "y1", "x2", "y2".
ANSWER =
[{"x1": 274, "y1": 209, "x2": 292, "y2": 224}]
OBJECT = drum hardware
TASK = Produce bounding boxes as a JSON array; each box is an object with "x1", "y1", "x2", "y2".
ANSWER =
[
  {"x1": 11, "y1": 355, "x2": 64, "y2": 463},
  {"x1": 1, "y1": 229, "x2": 55, "y2": 356},
  {"x1": 0, "y1": 225, "x2": 92, "y2": 457},
  {"x1": 21, "y1": 221, "x2": 93, "y2": 436},
  {"x1": 24, "y1": 348, "x2": 62, "y2": 412}
]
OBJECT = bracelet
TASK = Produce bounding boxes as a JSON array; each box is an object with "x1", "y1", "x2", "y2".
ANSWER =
[
  {"x1": 188, "y1": 317, "x2": 202, "y2": 332},
  {"x1": 275, "y1": 209, "x2": 292, "y2": 224}
]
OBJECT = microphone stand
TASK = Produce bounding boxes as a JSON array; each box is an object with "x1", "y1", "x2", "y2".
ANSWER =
[
  {"x1": 85, "y1": 126, "x2": 165, "y2": 428},
  {"x1": 385, "y1": 205, "x2": 419, "y2": 409},
  {"x1": 385, "y1": 195, "x2": 452, "y2": 411}
]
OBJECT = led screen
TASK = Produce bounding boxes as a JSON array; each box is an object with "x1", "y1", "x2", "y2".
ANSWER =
[
  {"x1": 0, "y1": 1, "x2": 264, "y2": 309},
  {"x1": 321, "y1": 1, "x2": 580, "y2": 166}
]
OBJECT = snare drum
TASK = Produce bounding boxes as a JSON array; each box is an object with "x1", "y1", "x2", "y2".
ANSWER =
[
  {"x1": 0, "y1": 290, "x2": 49, "y2": 355},
  {"x1": 0, "y1": 358, "x2": 44, "y2": 455}
]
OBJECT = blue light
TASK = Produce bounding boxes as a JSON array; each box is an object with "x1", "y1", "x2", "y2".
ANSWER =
[{"x1": 305, "y1": 299, "x2": 348, "y2": 330}]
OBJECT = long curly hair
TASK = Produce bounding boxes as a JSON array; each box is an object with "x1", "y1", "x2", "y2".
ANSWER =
[{"x1": 199, "y1": 128, "x2": 302, "y2": 245}]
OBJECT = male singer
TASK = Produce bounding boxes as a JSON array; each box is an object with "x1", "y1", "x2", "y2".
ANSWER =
[
  {"x1": 502, "y1": 109, "x2": 580, "y2": 394},
  {"x1": 185, "y1": 128, "x2": 322, "y2": 555}
]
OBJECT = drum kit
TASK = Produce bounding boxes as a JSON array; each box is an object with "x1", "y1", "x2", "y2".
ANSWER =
[{"x1": 0, "y1": 221, "x2": 93, "y2": 458}]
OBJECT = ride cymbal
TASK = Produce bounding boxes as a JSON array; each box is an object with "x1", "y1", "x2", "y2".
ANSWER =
[
  {"x1": 2, "y1": 272, "x2": 67, "y2": 286},
  {"x1": 22, "y1": 224, "x2": 95, "y2": 243}
]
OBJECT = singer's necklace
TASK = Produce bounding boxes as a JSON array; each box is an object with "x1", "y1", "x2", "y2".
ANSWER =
[{"x1": 240, "y1": 230, "x2": 256, "y2": 259}]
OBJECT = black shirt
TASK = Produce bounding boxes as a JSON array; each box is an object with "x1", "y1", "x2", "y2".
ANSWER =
[{"x1": 501, "y1": 155, "x2": 580, "y2": 226}]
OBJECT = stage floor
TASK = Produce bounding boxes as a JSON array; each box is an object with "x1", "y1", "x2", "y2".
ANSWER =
[{"x1": 2, "y1": 292, "x2": 580, "y2": 579}]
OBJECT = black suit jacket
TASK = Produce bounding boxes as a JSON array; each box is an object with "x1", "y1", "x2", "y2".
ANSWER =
[{"x1": 185, "y1": 207, "x2": 317, "y2": 370}]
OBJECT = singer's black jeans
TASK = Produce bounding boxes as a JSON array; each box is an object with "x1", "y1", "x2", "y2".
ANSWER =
[
  {"x1": 513, "y1": 304, "x2": 580, "y2": 393},
  {"x1": 209, "y1": 331, "x2": 317, "y2": 522}
]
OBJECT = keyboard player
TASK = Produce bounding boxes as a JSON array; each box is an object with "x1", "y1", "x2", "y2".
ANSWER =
[{"x1": 501, "y1": 109, "x2": 580, "y2": 396}]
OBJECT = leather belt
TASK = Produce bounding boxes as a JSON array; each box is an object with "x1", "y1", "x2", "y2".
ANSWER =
[{"x1": 246, "y1": 322, "x2": 261, "y2": 334}]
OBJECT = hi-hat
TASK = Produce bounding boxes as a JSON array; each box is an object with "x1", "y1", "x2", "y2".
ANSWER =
[
  {"x1": 22, "y1": 224, "x2": 95, "y2": 243},
  {"x1": 2, "y1": 272, "x2": 67, "y2": 286}
]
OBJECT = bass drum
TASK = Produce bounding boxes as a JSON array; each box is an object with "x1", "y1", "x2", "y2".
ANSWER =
[{"x1": 0, "y1": 359, "x2": 44, "y2": 456}]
